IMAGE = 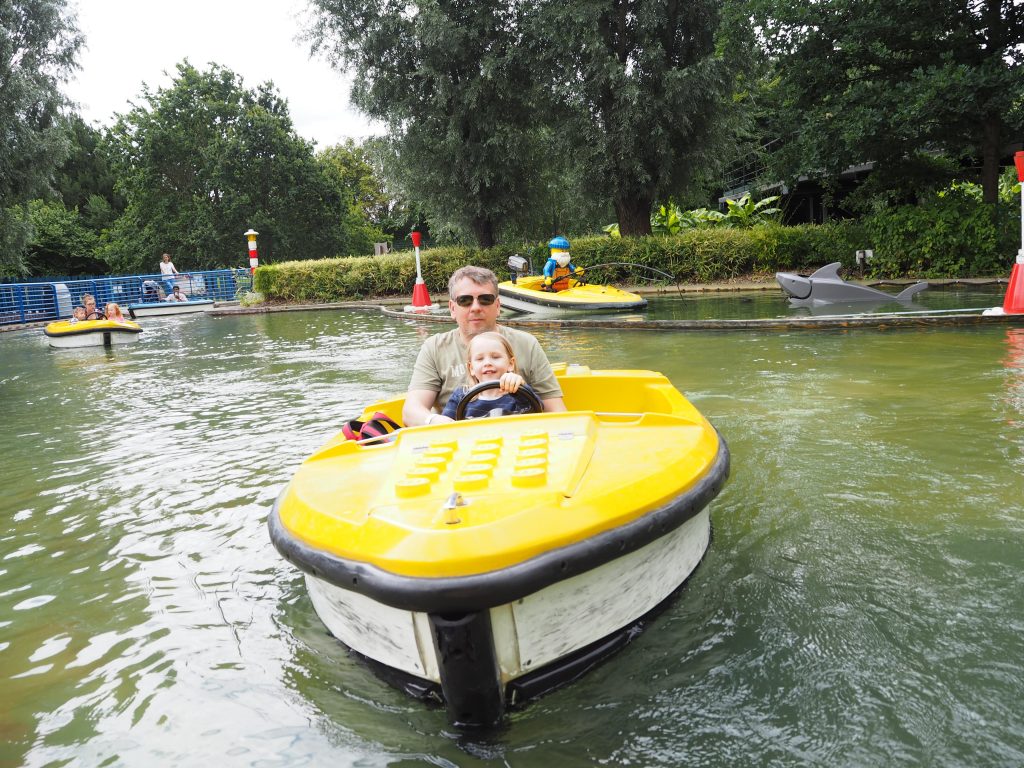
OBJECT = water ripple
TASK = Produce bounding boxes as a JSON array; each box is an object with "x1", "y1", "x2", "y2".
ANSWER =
[{"x1": 1, "y1": 312, "x2": 1023, "y2": 766}]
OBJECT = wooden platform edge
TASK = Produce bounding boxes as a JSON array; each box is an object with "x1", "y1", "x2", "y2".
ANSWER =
[{"x1": 379, "y1": 306, "x2": 1024, "y2": 331}]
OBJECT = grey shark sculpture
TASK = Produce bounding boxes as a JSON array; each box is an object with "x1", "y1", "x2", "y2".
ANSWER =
[{"x1": 776, "y1": 262, "x2": 928, "y2": 305}]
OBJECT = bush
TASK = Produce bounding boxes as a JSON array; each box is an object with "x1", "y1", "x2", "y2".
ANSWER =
[
  {"x1": 253, "y1": 197, "x2": 1013, "y2": 302},
  {"x1": 861, "y1": 192, "x2": 1017, "y2": 278},
  {"x1": 254, "y1": 224, "x2": 871, "y2": 301}
]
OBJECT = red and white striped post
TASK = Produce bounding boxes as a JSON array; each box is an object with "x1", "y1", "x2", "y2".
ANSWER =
[
  {"x1": 245, "y1": 229, "x2": 259, "y2": 275},
  {"x1": 405, "y1": 230, "x2": 438, "y2": 312},
  {"x1": 1003, "y1": 152, "x2": 1024, "y2": 314}
]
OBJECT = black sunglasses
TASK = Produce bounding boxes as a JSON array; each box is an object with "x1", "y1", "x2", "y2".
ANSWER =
[{"x1": 453, "y1": 293, "x2": 497, "y2": 307}]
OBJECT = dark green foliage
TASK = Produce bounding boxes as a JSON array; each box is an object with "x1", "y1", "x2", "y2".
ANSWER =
[
  {"x1": 308, "y1": 0, "x2": 550, "y2": 248},
  {"x1": 258, "y1": 200, "x2": 1015, "y2": 302},
  {"x1": 307, "y1": 0, "x2": 739, "y2": 243},
  {"x1": 24, "y1": 199, "x2": 106, "y2": 275},
  {"x1": 18, "y1": 116, "x2": 122, "y2": 276},
  {"x1": 0, "y1": 0, "x2": 83, "y2": 276},
  {"x1": 861, "y1": 192, "x2": 1017, "y2": 278},
  {"x1": 531, "y1": 0, "x2": 747, "y2": 236},
  {"x1": 745, "y1": 0, "x2": 1024, "y2": 205},
  {"x1": 103, "y1": 62, "x2": 354, "y2": 273},
  {"x1": 317, "y1": 140, "x2": 390, "y2": 252},
  {"x1": 55, "y1": 115, "x2": 120, "y2": 213}
]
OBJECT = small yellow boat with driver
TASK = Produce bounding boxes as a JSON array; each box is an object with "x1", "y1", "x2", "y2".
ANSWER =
[
  {"x1": 497, "y1": 273, "x2": 648, "y2": 314},
  {"x1": 269, "y1": 365, "x2": 728, "y2": 727},
  {"x1": 44, "y1": 318, "x2": 143, "y2": 348}
]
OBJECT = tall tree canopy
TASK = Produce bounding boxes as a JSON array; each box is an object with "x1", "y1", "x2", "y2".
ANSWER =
[
  {"x1": 747, "y1": 0, "x2": 1024, "y2": 205},
  {"x1": 0, "y1": 0, "x2": 82, "y2": 276},
  {"x1": 103, "y1": 61, "x2": 353, "y2": 273},
  {"x1": 532, "y1": 0, "x2": 743, "y2": 236},
  {"x1": 309, "y1": 0, "x2": 742, "y2": 241},
  {"x1": 308, "y1": 0, "x2": 552, "y2": 247}
]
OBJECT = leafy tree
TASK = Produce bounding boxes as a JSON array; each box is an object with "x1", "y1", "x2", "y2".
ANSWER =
[
  {"x1": 318, "y1": 139, "x2": 391, "y2": 250},
  {"x1": 55, "y1": 115, "x2": 120, "y2": 215},
  {"x1": 104, "y1": 61, "x2": 353, "y2": 272},
  {"x1": 308, "y1": 0, "x2": 550, "y2": 248},
  {"x1": 319, "y1": 140, "x2": 389, "y2": 223},
  {"x1": 0, "y1": 0, "x2": 82, "y2": 276},
  {"x1": 746, "y1": 0, "x2": 1024, "y2": 205},
  {"x1": 530, "y1": 0, "x2": 746, "y2": 237},
  {"x1": 357, "y1": 136, "x2": 428, "y2": 245},
  {"x1": 25, "y1": 198, "x2": 105, "y2": 275},
  {"x1": 19, "y1": 116, "x2": 123, "y2": 277}
]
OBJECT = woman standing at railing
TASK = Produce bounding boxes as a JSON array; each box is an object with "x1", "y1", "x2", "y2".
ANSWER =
[{"x1": 159, "y1": 253, "x2": 179, "y2": 293}]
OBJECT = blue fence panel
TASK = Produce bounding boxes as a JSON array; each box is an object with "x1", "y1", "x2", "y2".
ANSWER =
[{"x1": 0, "y1": 269, "x2": 248, "y2": 326}]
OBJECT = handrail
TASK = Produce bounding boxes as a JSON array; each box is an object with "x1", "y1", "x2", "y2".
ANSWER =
[{"x1": 0, "y1": 268, "x2": 251, "y2": 326}]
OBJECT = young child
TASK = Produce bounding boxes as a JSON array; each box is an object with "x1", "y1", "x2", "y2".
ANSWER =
[
  {"x1": 441, "y1": 332, "x2": 539, "y2": 419},
  {"x1": 105, "y1": 302, "x2": 126, "y2": 323},
  {"x1": 69, "y1": 306, "x2": 87, "y2": 324}
]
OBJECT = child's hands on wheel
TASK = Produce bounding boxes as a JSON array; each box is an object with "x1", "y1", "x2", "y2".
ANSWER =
[{"x1": 499, "y1": 372, "x2": 524, "y2": 393}]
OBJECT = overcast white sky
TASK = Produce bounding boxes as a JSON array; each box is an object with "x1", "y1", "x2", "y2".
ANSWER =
[{"x1": 64, "y1": 0, "x2": 380, "y2": 147}]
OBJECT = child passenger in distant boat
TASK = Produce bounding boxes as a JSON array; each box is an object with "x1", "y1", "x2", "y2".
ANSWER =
[
  {"x1": 105, "y1": 303, "x2": 126, "y2": 323},
  {"x1": 441, "y1": 332, "x2": 539, "y2": 419}
]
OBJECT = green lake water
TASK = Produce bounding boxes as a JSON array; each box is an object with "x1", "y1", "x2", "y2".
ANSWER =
[{"x1": 2, "y1": 296, "x2": 1023, "y2": 766}]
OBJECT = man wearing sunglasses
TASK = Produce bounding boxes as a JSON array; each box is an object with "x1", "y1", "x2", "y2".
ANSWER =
[{"x1": 403, "y1": 266, "x2": 566, "y2": 426}]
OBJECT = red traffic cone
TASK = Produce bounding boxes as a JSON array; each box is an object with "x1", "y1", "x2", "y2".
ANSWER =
[
  {"x1": 411, "y1": 278, "x2": 433, "y2": 307},
  {"x1": 404, "y1": 231, "x2": 438, "y2": 313},
  {"x1": 995, "y1": 151, "x2": 1024, "y2": 315},
  {"x1": 1003, "y1": 259, "x2": 1024, "y2": 314}
]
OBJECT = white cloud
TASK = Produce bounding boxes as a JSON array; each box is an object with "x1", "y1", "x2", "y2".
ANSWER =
[{"x1": 65, "y1": 0, "x2": 381, "y2": 146}]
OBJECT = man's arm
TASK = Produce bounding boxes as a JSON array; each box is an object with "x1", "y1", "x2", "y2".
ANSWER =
[
  {"x1": 403, "y1": 389, "x2": 447, "y2": 427},
  {"x1": 542, "y1": 396, "x2": 567, "y2": 413}
]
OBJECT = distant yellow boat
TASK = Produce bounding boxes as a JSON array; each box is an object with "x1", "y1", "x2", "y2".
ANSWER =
[
  {"x1": 497, "y1": 274, "x2": 647, "y2": 313},
  {"x1": 44, "y1": 319, "x2": 143, "y2": 348},
  {"x1": 269, "y1": 365, "x2": 729, "y2": 727}
]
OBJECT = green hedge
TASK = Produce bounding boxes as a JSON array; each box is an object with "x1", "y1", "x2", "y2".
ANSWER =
[
  {"x1": 861, "y1": 193, "x2": 1017, "y2": 278},
  {"x1": 253, "y1": 210, "x2": 1013, "y2": 302},
  {"x1": 254, "y1": 223, "x2": 870, "y2": 301}
]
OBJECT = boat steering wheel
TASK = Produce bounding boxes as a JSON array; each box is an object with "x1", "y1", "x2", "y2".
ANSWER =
[{"x1": 453, "y1": 381, "x2": 544, "y2": 420}]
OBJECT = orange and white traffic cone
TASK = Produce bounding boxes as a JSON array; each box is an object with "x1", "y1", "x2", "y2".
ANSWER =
[
  {"x1": 404, "y1": 231, "x2": 438, "y2": 313},
  {"x1": 986, "y1": 151, "x2": 1024, "y2": 316},
  {"x1": 1003, "y1": 257, "x2": 1024, "y2": 314}
]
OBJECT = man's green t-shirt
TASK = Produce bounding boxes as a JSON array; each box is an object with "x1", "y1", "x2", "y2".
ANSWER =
[{"x1": 408, "y1": 326, "x2": 563, "y2": 411}]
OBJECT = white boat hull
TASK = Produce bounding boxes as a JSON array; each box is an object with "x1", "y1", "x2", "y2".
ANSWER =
[
  {"x1": 305, "y1": 506, "x2": 710, "y2": 690},
  {"x1": 127, "y1": 300, "x2": 214, "y2": 318},
  {"x1": 47, "y1": 329, "x2": 141, "y2": 348},
  {"x1": 498, "y1": 293, "x2": 570, "y2": 315},
  {"x1": 498, "y1": 279, "x2": 648, "y2": 315},
  {"x1": 498, "y1": 291, "x2": 647, "y2": 315}
]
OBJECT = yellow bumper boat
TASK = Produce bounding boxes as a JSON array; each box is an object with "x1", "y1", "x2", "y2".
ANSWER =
[
  {"x1": 44, "y1": 319, "x2": 143, "y2": 348},
  {"x1": 497, "y1": 274, "x2": 647, "y2": 314},
  {"x1": 269, "y1": 366, "x2": 728, "y2": 727}
]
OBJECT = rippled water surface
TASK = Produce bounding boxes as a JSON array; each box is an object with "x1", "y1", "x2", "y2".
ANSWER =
[{"x1": 2, "y1": 306, "x2": 1023, "y2": 766}]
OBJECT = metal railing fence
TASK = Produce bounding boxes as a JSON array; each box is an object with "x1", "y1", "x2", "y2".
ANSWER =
[{"x1": 0, "y1": 269, "x2": 251, "y2": 326}]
